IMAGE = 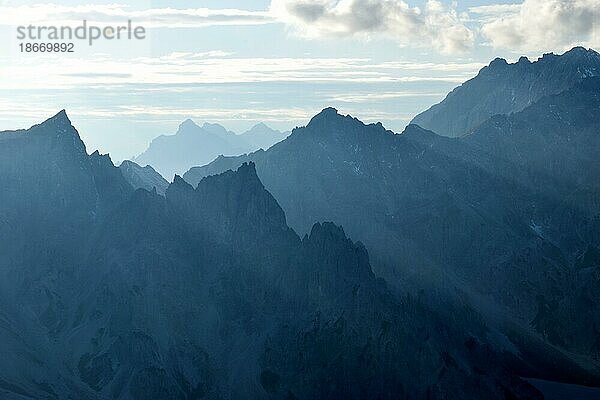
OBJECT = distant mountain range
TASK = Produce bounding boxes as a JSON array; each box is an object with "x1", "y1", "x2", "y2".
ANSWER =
[
  {"x1": 133, "y1": 119, "x2": 288, "y2": 179},
  {"x1": 412, "y1": 46, "x2": 600, "y2": 137}
]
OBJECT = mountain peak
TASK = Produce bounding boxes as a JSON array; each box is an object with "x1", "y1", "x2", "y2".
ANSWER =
[
  {"x1": 318, "y1": 107, "x2": 339, "y2": 117},
  {"x1": 251, "y1": 122, "x2": 269, "y2": 130},
  {"x1": 402, "y1": 123, "x2": 439, "y2": 141},
  {"x1": 135, "y1": 117, "x2": 253, "y2": 179},
  {"x1": 177, "y1": 119, "x2": 201, "y2": 133},
  {"x1": 308, "y1": 221, "x2": 347, "y2": 242},
  {"x1": 564, "y1": 46, "x2": 595, "y2": 56},
  {"x1": 201, "y1": 122, "x2": 235, "y2": 138},
  {"x1": 197, "y1": 162, "x2": 265, "y2": 200},
  {"x1": 538, "y1": 46, "x2": 600, "y2": 63},
  {"x1": 245, "y1": 122, "x2": 277, "y2": 134},
  {"x1": 170, "y1": 161, "x2": 288, "y2": 240},
  {"x1": 236, "y1": 161, "x2": 258, "y2": 179},
  {"x1": 167, "y1": 174, "x2": 195, "y2": 197},
  {"x1": 39, "y1": 109, "x2": 73, "y2": 128},
  {"x1": 488, "y1": 57, "x2": 508, "y2": 68},
  {"x1": 172, "y1": 174, "x2": 191, "y2": 187},
  {"x1": 28, "y1": 110, "x2": 85, "y2": 148},
  {"x1": 240, "y1": 123, "x2": 285, "y2": 150},
  {"x1": 89, "y1": 150, "x2": 115, "y2": 167},
  {"x1": 53, "y1": 109, "x2": 70, "y2": 121},
  {"x1": 561, "y1": 46, "x2": 600, "y2": 65},
  {"x1": 306, "y1": 107, "x2": 343, "y2": 127}
]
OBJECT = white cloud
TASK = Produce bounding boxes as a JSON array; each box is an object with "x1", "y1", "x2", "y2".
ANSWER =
[
  {"x1": 269, "y1": 0, "x2": 475, "y2": 54},
  {"x1": 327, "y1": 91, "x2": 445, "y2": 103},
  {"x1": 478, "y1": 0, "x2": 600, "y2": 51},
  {"x1": 0, "y1": 52, "x2": 477, "y2": 90},
  {"x1": 0, "y1": 2, "x2": 474, "y2": 54},
  {"x1": 2, "y1": 1, "x2": 598, "y2": 55},
  {"x1": 0, "y1": 3, "x2": 273, "y2": 28},
  {"x1": 468, "y1": 4, "x2": 521, "y2": 19}
]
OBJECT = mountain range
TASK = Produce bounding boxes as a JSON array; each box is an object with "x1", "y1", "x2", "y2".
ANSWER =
[
  {"x1": 184, "y1": 48, "x2": 600, "y2": 387},
  {"x1": 0, "y1": 111, "x2": 545, "y2": 399},
  {"x1": 133, "y1": 120, "x2": 288, "y2": 180},
  {"x1": 1, "y1": 46, "x2": 600, "y2": 399}
]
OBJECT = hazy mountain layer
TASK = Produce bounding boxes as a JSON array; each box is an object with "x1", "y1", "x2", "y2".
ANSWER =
[
  {"x1": 133, "y1": 120, "x2": 286, "y2": 180},
  {"x1": 239, "y1": 123, "x2": 289, "y2": 151}
]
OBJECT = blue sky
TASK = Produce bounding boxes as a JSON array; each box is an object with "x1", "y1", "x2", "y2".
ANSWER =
[{"x1": 0, "y1": 0, "x2": 597, "y2": 161}]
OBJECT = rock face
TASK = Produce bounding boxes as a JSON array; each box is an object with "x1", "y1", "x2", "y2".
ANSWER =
[
  {"x1": 184, "y1": 81, "x2": 600, "y2": 383},
  {"x1": 119, "y1": 160, "x2": 169, "y2": 196},
  {"x1": 411, "y1": 47, "x2": 600, "y2": 137},
  {"x1": 0, "y1": 112, "x2": 543, "y2": 399},
  {"x1": 133, "y1": 120, "x2": 286, "y2": 180}
]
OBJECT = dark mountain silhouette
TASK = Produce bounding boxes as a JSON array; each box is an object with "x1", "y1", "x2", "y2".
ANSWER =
[
  {"x1": 0, "y1": 112, "x2": 544, "y2": 399},
  {"x1": 133, "y1": 120, "x2": 286, "y2": 180},
  {"x1": 411, "y1": 47, "x2": 600, "y2": 137},
  {"x1": 184, "y1": 82, "x2": 600, "y2": 383}
]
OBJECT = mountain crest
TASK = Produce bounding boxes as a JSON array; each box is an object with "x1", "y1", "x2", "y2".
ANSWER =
[
  {"x1": 177, "y1": 118, "x2": 200, "y2": 134},
  {"x1": 35, "y1": 109, "x2": 75, "y2": 134},
  {"x1": 308, "y1": 107, "x2": 340, "y2": 126},
  {"x1": 171, "y1": 174, "x2": 193, "y2": 191},
  {"x1": 488, "y1": 57, "x2": 508, "y2": 69},
  {"x1": 90, "y1": 150, "x2": 114, "y2": 165},
  {"x1": 53, "y1": 109, "x2": 70, "y2": 122},
  {"x1": 250, "y1": 122, "x2": 269, "y2": 130},
  {"x1": 194, "y1": 162, "x2": 265, "y2": 199},
  {"x1": 24, "y1": 110, "x2": 88, "y2": 156},
  {"x1": 411, "y1": 46, "x2": 600, "y2": 137},
  {"x1": 303, "y1": 107, "x2": 370, "y2": 134},
  {"x1": 235, "y1": 161, "x2": 259, "y2": 179},
  {"x1": 561, "y1": 46, "x2": 598, "y2": 58},
  {"x1": 168, "y1": 162, "x2": 288, "y2": 244}
]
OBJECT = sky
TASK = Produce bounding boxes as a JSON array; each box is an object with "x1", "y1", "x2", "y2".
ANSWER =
[{"x1": 0, "y1": 0, "x2": 598, "y2": 161}]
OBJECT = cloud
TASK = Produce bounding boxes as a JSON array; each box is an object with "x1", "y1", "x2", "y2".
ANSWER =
[
  {"x1": 468, "y1": 4, "x2": 521, "y2": 20},
  {"x1": 269, "y1": 0, "x2": 475, "y2": 54},
  {"x1": 0, "y1": 52, "x2": 479, "y2": 90},
  {"x1": 61, "y1": 72, "x2": 133, "y2": 78},
  {"x1": 327, "y1": 91, "x2": 445, "y2": 103},
  {"x1": 0, "y1": 3, "x2": 273, "y2": 28},
  {"x1": 3, "y1": 1, "x2": 597, "y2": 55},
  {"x1": 478, "y1": 0, "x2": 600, "y2": 51},
  {"x1": 0, "y1": 2, "x2": 475, "y2": 54}
]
